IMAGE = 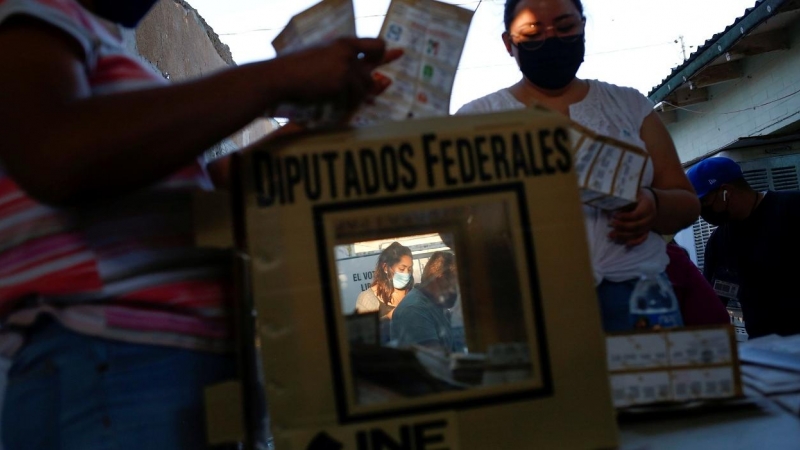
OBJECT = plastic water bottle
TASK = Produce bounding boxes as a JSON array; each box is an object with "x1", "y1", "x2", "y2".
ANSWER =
[{"x1": 629, "y1": 265, "x2": 684, "y2": 330}]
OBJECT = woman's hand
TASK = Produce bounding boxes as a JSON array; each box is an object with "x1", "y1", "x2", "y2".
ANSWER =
[
  {"x1": 604, "y1": 110, "x2": 702, "y2": 246},
  {"x1": 274, "y1": 37, "x2": 403, "y2": 110},
  {"x1": 608, "y1": 187, "x2": 658, "y2": 247}
]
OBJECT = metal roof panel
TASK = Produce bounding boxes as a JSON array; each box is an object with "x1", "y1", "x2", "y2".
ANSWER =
[{"x1": 647, "y1": 0, "x2": 786, "y2": 102}]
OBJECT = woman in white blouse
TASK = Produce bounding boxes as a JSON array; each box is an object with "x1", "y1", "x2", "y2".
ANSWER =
[{"x1": 457, "y1": 0, "x2": 700, "y2": 331}]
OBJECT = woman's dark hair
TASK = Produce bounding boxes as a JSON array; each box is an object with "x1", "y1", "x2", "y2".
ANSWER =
[
  {"x1": 504, "y1": 0, "x2": 584, "y2": 30},
  {"x1": 372, "y1": 242, "x2": 414, "y2": 305}
]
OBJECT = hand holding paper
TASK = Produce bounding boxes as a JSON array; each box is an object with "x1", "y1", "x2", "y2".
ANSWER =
[
  {"x1": 272, "y1": 0, "x2": 474, "y2": 127},
  {"x1": 277, "y1": 38, "x2": 401, "y2": 106},
  {"x1": 609, "y1": 188, "x2": 658, "y2": 246}
]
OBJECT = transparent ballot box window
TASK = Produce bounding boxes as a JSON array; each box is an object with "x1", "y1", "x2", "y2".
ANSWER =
[{"x1": 314, "y1": 187, "x2": 551, "y2": 418}]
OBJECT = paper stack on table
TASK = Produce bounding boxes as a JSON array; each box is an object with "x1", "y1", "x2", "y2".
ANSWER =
[
  {"x1": 738, "y1": 334, "x2": 800, "y2": 413},
  {"x1": 270, "y1": 0, "x2": 474, "y2": 127},
  {"x1": 738, "y1": 333, "x2": 800, "y2": 373},
  {"x1": 740, "y1": 364, "x2": 800, "y2": 395}
]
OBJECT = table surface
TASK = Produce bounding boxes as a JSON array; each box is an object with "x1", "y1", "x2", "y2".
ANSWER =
[{"x1": 618, "y1": 391, "x2": 800, "y2": 450}]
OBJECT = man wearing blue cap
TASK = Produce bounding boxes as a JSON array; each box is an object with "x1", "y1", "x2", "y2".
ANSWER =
[{"x1": 687, "y1": 157, "x2": 800, "y2": 338}]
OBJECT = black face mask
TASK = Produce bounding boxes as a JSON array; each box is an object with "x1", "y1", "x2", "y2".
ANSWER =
[
  {"x1": 93, "y1": 0, "x2": 159, "y2": 28},
  {"x1": 516, "y1": 35, "x2": 585, "y2": 90},
  {"x1": 701, "y1": 207, "x2": 730, "y2": 226}
]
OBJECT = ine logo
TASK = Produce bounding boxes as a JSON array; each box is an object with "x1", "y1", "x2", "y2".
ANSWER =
[{"x1": 307, "y1": 420, "x2": 450, "y2": 450}]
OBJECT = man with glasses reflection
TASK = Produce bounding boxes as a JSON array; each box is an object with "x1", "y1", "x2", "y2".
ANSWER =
[{"x1": 391, "y1": 251, "x2": 459, "y2": 353}]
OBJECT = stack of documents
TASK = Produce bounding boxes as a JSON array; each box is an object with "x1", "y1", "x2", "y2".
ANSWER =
[{"x1": 738, "y1": 334, "x2": 800, "y2": 414}]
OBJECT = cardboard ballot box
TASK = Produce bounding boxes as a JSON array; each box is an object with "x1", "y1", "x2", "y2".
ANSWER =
[
  {"x1": 236, "y1": 109, "x2": 618, "y2": 449},
  {"x1": 606, "y1": 325, "x2": 744, "y2": 409}
]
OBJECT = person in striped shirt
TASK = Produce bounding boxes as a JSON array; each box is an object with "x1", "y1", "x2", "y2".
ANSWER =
[{"x1": 0, "y1": 0, "x2": 401, "y2": 448}]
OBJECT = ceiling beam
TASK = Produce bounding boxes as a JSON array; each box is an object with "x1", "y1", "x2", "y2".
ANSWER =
[
  {"x1": 657, "y1": 109, "x2": 678, "y2": 125},
  {"x1": 729, "y1": 29, "x2": 791, "y2": 57},
  {"x1": 661, "y1": 87, "x2": 709, "y2": 111},
  {"x1": 779, "y1": 0, "x2": 800, "y2": 12},
  {"x1": 691, "y1": 60, "x2": 744, "y2": 89}
]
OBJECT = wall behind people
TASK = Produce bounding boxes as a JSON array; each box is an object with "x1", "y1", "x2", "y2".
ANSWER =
[
  {"x1": 133, "y1": 0, "x2": 277, "y2": 148},
  {"x1": 673, "y1": 228, "x2": 698, "y2": 263}
]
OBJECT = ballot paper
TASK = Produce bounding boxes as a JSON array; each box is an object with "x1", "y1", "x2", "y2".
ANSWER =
[
  {"x1": 606, "y1": 326, "x2": 743, "y2": 408},
  {"x1": 270, "y1": 0, "x2": 474, "y2": 127},
  {"x1": 270, "y1": 0, "x2": 357, "y2": 125},
  {"x1": 569, "y1": 123, "x2": 649, "y2": 211},
  {"x1": 350, "y1": 0, "x2": 474, "y2": 125},
  {"x1": 271, "y1": 0, "x2": 356, "y2": 56}
]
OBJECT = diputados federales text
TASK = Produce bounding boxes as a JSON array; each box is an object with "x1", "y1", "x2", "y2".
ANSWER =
[{"x1": 254, "y1": 128, "x2": 572, "y2": 206}]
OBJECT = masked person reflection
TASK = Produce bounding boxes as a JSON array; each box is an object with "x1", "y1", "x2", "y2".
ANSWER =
[
  {"x1": 0, "y1": 0, "x2": 401, "y2": 448},
  {"x1": 391, "y1": 251, "x2": 459, "y2": 353},
  {"x1": 456, "y1": 0, "x2": 700, "y2": 331},
  {"x1": 355, "y1": 242, "x2": 414, "y2": 344}
]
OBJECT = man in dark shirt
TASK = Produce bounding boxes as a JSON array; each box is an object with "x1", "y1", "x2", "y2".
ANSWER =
[
  {"x1": 391, "y1": 251, "x2": 459, "y2": 352},
  {"x1": 688, "y1": 157, "x2": 800, "y2": 338}
]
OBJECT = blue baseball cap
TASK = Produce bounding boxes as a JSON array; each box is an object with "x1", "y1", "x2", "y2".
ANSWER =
[{"x1": 686, "y1": 157, "x2": 744, "y2": 199}]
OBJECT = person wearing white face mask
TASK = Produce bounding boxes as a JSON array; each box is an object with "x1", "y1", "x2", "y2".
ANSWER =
[{"x1": 355, "y1": 242, "x2": 415, "y2": 343}]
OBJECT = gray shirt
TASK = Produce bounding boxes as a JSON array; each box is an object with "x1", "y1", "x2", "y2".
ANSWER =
[{"x1": 390, "y1": 288, "x2": 452, "y2": 352}]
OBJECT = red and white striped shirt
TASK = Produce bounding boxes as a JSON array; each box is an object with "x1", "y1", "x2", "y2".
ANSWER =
[{"x1": 0, "y1": 0, "x2": 232, "y2": 354}]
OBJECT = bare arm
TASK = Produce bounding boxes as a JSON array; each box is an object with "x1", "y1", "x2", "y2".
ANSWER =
[
  {"x1": 610, "y1": 112, "x2": 700, "y2": 245},
  {"x1": 206, "y1": 62, "x2": 400, "y2": 189},
  {"x1": 206, "y1": 122, "x2": 307, "y2": 189},
  {"x1": 0, "y1": 16, "x2": 395, "y2": 206},
  {"x1": 643, "y1": 112, "x2": 701, "y2": 232}
]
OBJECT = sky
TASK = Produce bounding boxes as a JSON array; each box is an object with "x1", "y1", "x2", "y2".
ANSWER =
[{"x1": 187, "y1": 0, "x2": 758, "y2": 113}]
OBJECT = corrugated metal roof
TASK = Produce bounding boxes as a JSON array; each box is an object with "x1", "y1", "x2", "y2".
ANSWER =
[{"x1": 647, "y1": 0, "x2": 785, "y2": 102}]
